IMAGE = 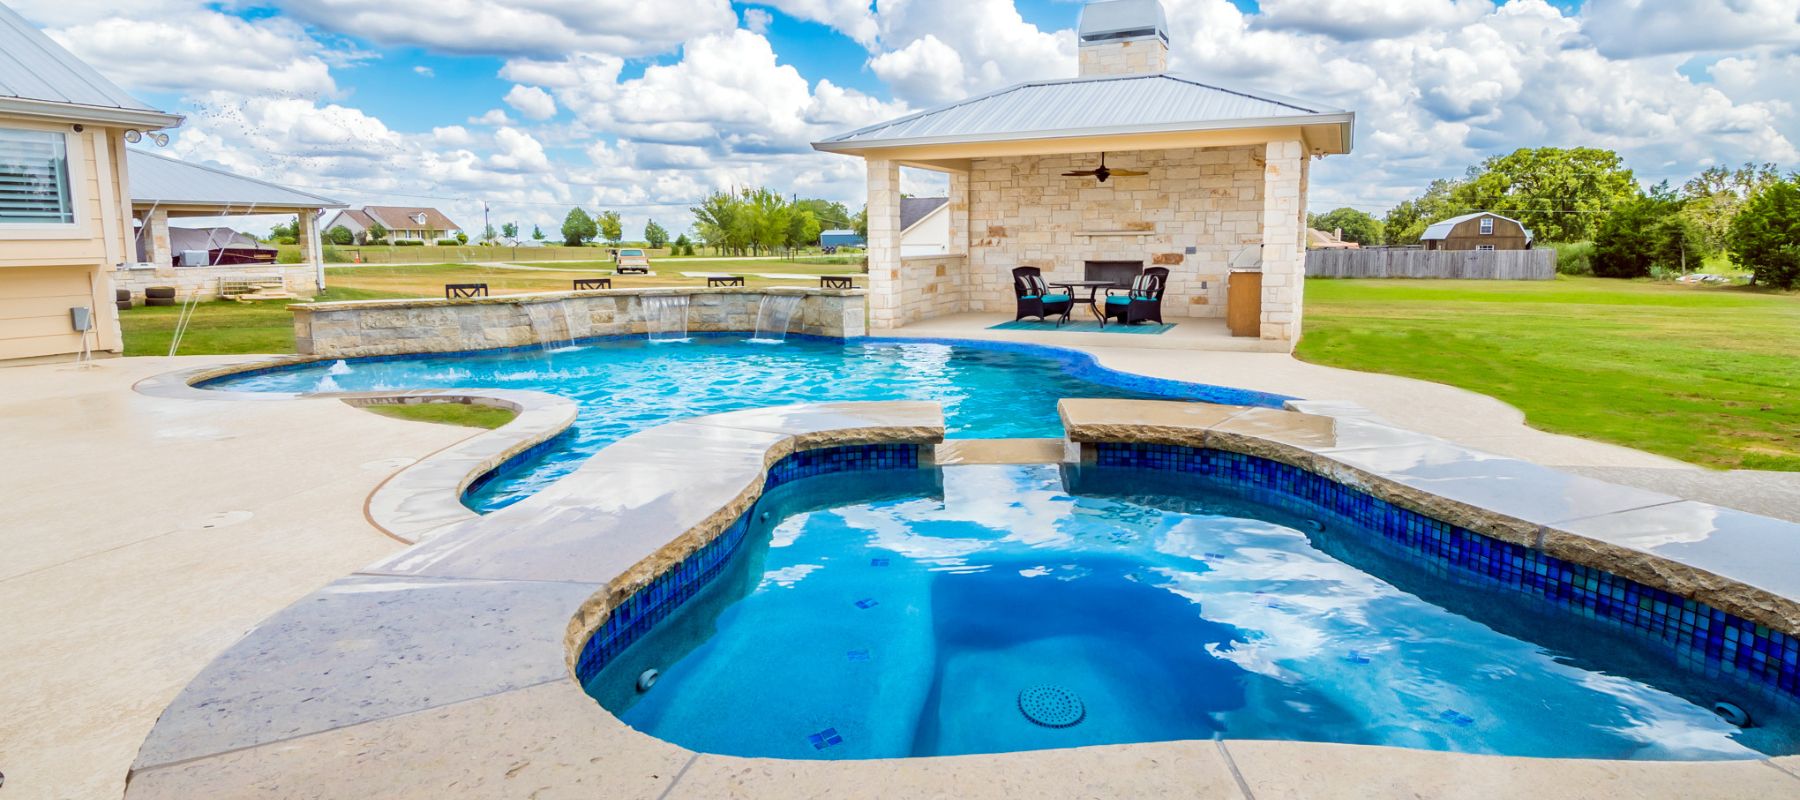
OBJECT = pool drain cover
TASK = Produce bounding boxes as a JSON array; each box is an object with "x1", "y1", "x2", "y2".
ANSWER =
[{"x1": 1018, "y1": 685, "x2": 1085, "y2": 728}]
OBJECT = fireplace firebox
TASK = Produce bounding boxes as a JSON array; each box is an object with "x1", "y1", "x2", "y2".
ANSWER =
[{"x1": 1084, "y1": 260, "x2": 1143, "y2": 287}]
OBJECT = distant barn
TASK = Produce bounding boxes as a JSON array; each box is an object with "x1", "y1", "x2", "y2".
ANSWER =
[
  {"x1": 1420, "y1": 212, "x2": 1532, "y2": 251},
  {"x1": 820, "y1": 229, "x2": 865, "y2": 248}
]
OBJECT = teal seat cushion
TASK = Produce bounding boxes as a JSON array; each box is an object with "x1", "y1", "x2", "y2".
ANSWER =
[
  {"x1": 1020, "y1": 294, "x2": 1039, "y2": 300},
  {"x1": 1042, "y1": 293, "x2": 1071, "y2": 303},
  {"x1": 1105, "y1": 296, "x2": 1131, "y2": 305}
]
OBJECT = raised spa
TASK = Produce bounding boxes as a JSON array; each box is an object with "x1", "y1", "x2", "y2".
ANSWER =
[
  {"x1": 201, "y1": 335, "x2": 1283, "y2": 510},
  {"x1": 583, "y1": 461, "x2": 1799, "y2": 761}
]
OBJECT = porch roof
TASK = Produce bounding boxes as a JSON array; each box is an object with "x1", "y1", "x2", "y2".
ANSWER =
[
  {"x1": 814, "y1": 73, "x2": 1352, "y2": 159},
  {"x1": 128, "y1": 149, "x2": 346, "y2": 215}
]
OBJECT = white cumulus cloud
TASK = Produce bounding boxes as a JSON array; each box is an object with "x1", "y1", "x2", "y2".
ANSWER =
[{"x1": 503, "y1": 85, "x2": 558, "y2": 120}]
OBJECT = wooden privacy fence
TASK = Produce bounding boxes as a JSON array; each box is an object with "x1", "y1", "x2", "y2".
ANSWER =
[{"x1": 1305, "y1": 248, "x2": 1556, "y2": 280}]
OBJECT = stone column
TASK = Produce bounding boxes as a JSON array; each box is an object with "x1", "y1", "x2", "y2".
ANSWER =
[
  {"x1": 298, "y1": 210, "x2": 324, "y2": 293},
  {"x1": 1258, "y1": 140, "x2": 1306, "y2": 347},
  {"x1": 947, "y1": 168, "x2": 971, "y2": 315},
  {"x1": 145, "y1": 208, "x2": 174, "y2": 275},
  {"x1": 865, "y1": 158, "x2": 903, "y2": 330}
]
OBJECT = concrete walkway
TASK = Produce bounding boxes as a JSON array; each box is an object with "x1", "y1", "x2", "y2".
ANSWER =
[{"x1": 0, "y1": 357, "x2": 470, "y2": 800}]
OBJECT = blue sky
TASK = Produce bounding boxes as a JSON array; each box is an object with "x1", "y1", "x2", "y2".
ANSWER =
[{"x1": 18, "y1": 0, "x2": 1799, "y2": 237}]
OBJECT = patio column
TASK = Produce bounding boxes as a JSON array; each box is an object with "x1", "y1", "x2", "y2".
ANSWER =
[
  {"x1": 865, "y1": 157, "x2": 902, "y2": 330},
  {"x1": 145, "y1": 208, "x2": 174, "y2": 275},
  {"x1": 298, "y1": 210, "x2": 325, "y2": 292},
  {"x1": 948, "y1": 168, "x2": 970, "y2": 257},
  {"x1": 1259, "y1": 140, "x2": 1307, "y2": 347}
]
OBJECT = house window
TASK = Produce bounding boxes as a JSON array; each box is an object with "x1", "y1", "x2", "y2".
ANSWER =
[
  {"x1": 0, "y1": 127, "x2": 74, "y2": 225},
  {"x1": 1479, "y1": 217, "x2": 1495, "y2": 235},
  {"x1": 1477, "y1": 244, "x2": 1496, "y2": 251}
]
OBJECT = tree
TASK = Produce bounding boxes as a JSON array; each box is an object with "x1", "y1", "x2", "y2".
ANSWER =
[
  {"x1": 455, "y1": 231, "x2": 469, "y2": 245},
  {"x1": 1383, "y1": 179, "x2": 1459, "y2": 245},
  {"x1": 326, "y1": 225, "x2": 354, "y2": 246},
  {"x1": 673, "y1": 233, "x2": 691, "y2": 253},
  {"x1": 269, "y1": 217, "x2": 300, "y2": 244},
  {"x1": 643, "y1": 219, "x2": 669, "y2": 249},
  {"x1": 501, "y1": 222, "x2": 519, "y2": 240},
  {"x1": 1307, "y1": 207, "x2": 1383, "y2": 246},
  {"x1": 1682, "y1": 162, "x2": 1780, "y2": 255},
  {"x1": 793, "y1": 198, "x2": 852, "y2": 230},
  {"x1": 853, "y1": 205, "x2": 868, "y2": 239},
  {"x1": 787, "y1": 209, "x2": 822, "y2": 250},
  {"x1": 1448, "y1": 147, "x2": 1638, "y2": 243},
  {"x1": 561, "y1": 207, "x2": 597, "y2": 246},
  {"x1": 531, "y1": 224, "x2": 546, "y2": 242},
  {"x1": 481, "y1": 223, "x2": 498, "y2": 243},
  {"x1": 597, "y1": 210, "x2": 623, "y2": 246},
  {"x1": 366, "y1": 221, "x2": 388, "y2": 245},
  {"x1": 1728, "y1": 176, "x2": 1800, "y2": 289},
  {"x1": 1592, "y1": 185, "x2": 1697, "y2": 279}
]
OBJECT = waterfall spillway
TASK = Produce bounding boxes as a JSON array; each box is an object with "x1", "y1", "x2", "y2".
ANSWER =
[
  {"x1": 522, "y1": 303, "x2": 571, "y2": 351},
  {"x1": 749, "y1": 295, "x2": 802, "y2": 343},
  {"x1": 642, "y1": 295, "x2": 691, "y2": 342}
]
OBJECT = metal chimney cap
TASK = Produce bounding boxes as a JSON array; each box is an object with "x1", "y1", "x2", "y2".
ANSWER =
[{"x1": 1078, "y1": 0, "x2": 1170, "y2": 44}]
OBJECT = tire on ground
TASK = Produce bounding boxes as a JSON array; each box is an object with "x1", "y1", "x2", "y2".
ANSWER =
[
  {"x1": 145, "y1": 286, "x2": 176, "y2": 299},
  {"x1": 116, "y1": 300, "x2": 133, "y2": 311},
  {"x1": 145, "y1": 297, "x2": 175, "y2": 307},
  {"x1": 116, "y1": 288, "x2": 131, "y2": 301}
]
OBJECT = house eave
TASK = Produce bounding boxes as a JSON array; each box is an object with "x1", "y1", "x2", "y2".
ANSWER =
[
  {"x1": 0, "y1": 96, "x2": 182, "y2": 130},
  {"x1": 813, "y1": 112, "x2": 1356, "y2": 156}
]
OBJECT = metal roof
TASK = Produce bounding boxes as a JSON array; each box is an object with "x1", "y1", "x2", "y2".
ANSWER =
[
  {"x1": 129, "y1": 149, "x2": 345, "y2": 210},
  {"x1": 900, "y1": 196, "x2": 947, "y2": 231},
  {"x1": 1419, "y1": 211, "x2": 1533, "y2": 242},
  {"x1": 1079, "y1": 0, "x2": 1168, "y2": 43},
  {"x1": 0, "y1": 3, "x2": 181, "y2": 127},
  {"x1": 815, "y1": 73, "x2": 1351, "y2": 151}
]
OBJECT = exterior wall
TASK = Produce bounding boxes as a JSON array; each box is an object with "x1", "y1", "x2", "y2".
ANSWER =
[
  {"x1": 892, "y1": 255, "x2": 967, "y2": 325},
  {"x1": 1258, "y1": 140, "x2": 1306, "y2": 345},
  {"x1": 961, "y1": 145, "x2": 1268, "y2": 319},
  {"x1": 115, "y1": 263, "x2": 321, "y2": 300},
  {"x1": 1426, "y1": 215, "x2": 1530, "y2": 250},
  {"x1": 899, "y1": 206, "x2": 949, "y2": 257},
  {"x1": 1078, "y1": 38, "x2": 1168, "y2": 76},
  {"x1": 0, "y1": 114, "x2": 133, "y2": 360},
  {"x1": 293, "y1": 288, "x2": 866, "y2": 358},
  {"x1": 864, "y1": 159, "x2": 904, "y2": 330}
]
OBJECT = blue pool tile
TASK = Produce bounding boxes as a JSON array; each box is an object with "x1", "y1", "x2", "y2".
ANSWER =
[
  {"x1": 870, "y1": 558, "x2": 890, "y2": 567},
  {"x1": 807, "y1": 728, "x2": 844, "y2": 749},
  {"x1": 846, "y1": 649, "x2": 871, "y2": 662},
  {"x1": 1439, "y1": 710, "x2": 1476, "y2": 727},
  {"x1": 855, "y1": 598, "x2": 879, "y2": 609}
]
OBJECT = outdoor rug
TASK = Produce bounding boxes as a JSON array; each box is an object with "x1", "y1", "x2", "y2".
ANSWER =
[{"x1": 987, "y1": 320, "x2": 1175, "y2": 335}]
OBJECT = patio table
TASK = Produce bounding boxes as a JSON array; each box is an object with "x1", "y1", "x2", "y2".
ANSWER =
[{"x1": 1048, "y1": 280, "x2": 1116, "y2": 327}]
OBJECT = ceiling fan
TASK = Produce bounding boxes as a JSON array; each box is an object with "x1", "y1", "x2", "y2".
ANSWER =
[{"x1": 1062, "y1": 153, "x2": 1146, "y2": 183}]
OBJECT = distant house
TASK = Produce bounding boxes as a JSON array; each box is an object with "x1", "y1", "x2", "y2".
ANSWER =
[
  {"x1": 1420, "y1": 212, "x2": 1532, "y2": 251},
  {"x1": 323, "y1": 206, "x2": 463, "y2": 243},
  {"x1": 899, "y1": 196, "x2": 949, "y2": 257},
  {"x1": 1306, "y1": 227, "x2": 1359, "y2": 250},
  {"x1": 820, "y1": 229, "x2": 865, "y2": 248}
]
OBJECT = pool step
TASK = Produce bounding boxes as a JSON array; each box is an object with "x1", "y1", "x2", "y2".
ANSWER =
[{"x1": 934, "y1": 438, "x2": 1073, "y2": 466}]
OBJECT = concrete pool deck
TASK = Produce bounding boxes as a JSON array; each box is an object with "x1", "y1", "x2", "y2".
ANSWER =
[{"x1": 0, "y1": 336, "x2": 1796, "y2": 798}]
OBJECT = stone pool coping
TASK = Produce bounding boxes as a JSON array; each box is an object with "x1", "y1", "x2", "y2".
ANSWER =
[{"x1": 122, "y1": 398, "x2": 1800, "y2": 798}]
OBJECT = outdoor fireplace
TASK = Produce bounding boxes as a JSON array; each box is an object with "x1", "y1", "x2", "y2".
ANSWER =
[{"x1": 1084, "y1": 260, "x2": 1143, "y2": 287}]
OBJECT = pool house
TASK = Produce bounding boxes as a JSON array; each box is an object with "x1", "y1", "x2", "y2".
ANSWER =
[{"x1": 813, "y1": 0, "x2": 1354, "y2": 349}]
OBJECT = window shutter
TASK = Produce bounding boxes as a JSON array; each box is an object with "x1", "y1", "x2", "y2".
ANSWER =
[{"x1": 0, "y1": 129, "x2": 73, "y2": 224}]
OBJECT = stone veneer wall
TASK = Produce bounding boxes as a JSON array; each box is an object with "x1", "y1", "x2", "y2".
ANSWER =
[
  {"x1": 893, "y1": 255, "x2": 967, "y2": 327},
  {"x1": 962, "y1": 145, "x2": 1267, "y2": 319},
  {"x1": 1077, "y1": 38, "x2": 1168, "y2": 77},
  {"x1": 115, "y1": 263, "x2": 320, "y2": 300},
  {"x1": 292, "y1": 287, "x2": 866, "y2": 358}
]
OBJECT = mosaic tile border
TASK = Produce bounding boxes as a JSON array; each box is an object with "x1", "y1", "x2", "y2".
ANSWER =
[
  {"x1": 572, "y1": 442, "x2": 924, "y2": 685},
  {"x1": 1094, "y1": 442, "x2": 1800, "y2": 704}
]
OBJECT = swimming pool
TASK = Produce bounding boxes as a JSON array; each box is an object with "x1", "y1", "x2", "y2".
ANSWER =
[
  {"x1": 585, "y1": 463, "x2": 1799, "y2": 761},
  {"x1": 203, "y1": 334, "x2": 1287, "y2": 511}
]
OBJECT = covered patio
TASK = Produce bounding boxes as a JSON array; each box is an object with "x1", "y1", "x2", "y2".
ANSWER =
[
  {"x1": 122, "y1": 149, "x2": 346, "y2": 300},
  {"x1": 814, "y1": 0, "x2": 1353, "y2": 351}
]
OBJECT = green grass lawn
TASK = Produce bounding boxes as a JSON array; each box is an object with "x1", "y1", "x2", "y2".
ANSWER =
[
  {"x1": 120, "y1": 287, "x2": 406, "y2": 356},
  {"x1": 1297, "y1": 277, "x2": 1800, "y2": 471},
  {"x1": 359, "y1": 402, "x2": 517, "y2": 429}
]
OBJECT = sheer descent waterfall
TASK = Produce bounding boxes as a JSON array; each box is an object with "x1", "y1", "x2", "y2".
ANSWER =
[
  {"x1": 749, "y1": 295, "x2": 802, "y2": 343},
  {"x1": 642, "y1": 295, "x2": 691, "y2": 342}
]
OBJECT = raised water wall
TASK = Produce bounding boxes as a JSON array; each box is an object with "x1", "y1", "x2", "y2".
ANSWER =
[{"x1": 291, "y1": 287, "x2": 866, "y2": 358}]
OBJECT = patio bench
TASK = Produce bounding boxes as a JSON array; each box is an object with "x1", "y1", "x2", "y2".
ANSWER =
[
  {"x1": 445, "y1": 283, "x2": 488, "y2": 299},
  {"x1": 707, "y1": 276, "x2": 746, "y2": 287},
  {"x1": 820, "y1": 276, "x2": 853, "y2": 289},
  {"x1": 573, "y1": 278, "x2": 612, "y2": 291}
]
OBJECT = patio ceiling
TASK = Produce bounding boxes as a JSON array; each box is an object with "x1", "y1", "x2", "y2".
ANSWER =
[{"x1": 814, "y1": 73, "x2": 1352, "y2": 168}]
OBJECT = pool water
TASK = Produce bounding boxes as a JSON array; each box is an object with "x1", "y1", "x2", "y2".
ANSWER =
[
  {"x1": 205, "y1": 335, "x2": 1283, "y2": 511},
  {"x1": 587, "y1": 464, "x2": 1798, "y2": 761}
]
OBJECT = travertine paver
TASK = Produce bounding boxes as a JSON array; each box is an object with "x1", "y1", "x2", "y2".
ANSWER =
[{"x1": 0, "y1": 356, "x2": 470, "y2": 800}]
